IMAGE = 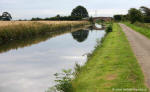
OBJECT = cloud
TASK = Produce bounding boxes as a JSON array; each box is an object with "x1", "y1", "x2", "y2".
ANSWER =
[
  {"x1": 89, "y1": 9, "x2": 128, "y2": 17},
  {"x1": 0, "y1": 0, "x2": 149, "y2": 19}
]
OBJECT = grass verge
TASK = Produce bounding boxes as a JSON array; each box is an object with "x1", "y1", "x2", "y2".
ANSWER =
[
  {"x1": 72, "y1": 23, "x2": 147, "y2": 92},
  {"x1": 124, "y1": 22, "x2": 150, "y2": 38}
]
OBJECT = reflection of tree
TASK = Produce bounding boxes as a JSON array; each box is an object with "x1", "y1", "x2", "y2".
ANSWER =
[
  {"x1": 88, "y1": 25, "x2": 94, "y2": 31},
  {"x1": 72, "y1": 29, "x2": 89, "y2": 42},
  {"x1": 0, "y1": 27, "x2": 86, "y2": 54}
]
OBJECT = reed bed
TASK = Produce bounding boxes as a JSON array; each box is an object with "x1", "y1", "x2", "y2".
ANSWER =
[{"x1": 0, "y1": 21, "x2": 89, "y2": 44}]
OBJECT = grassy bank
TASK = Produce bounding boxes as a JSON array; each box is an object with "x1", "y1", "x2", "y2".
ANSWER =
[
  {"x1": 72, "y1": 23, "x2": 147, "y2": 92},
  {"x1": 124, "y1": 22, "x2": 150, "y2": 38},
  {"x1": 0, "y1": 21, "x2": 89, "y2": 44}
]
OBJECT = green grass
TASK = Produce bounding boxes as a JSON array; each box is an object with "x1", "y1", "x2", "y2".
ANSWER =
[
  {"x1": 124, "y1": 22, "x2": 150, "y2": 38},
  {"x1": 72, "y1": 23, "x2": 148, "y2": 92}
]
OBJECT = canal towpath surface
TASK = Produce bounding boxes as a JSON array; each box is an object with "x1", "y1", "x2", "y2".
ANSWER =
[{"x1": 119, "y1": 23, "x2": 150, "y2": 88}]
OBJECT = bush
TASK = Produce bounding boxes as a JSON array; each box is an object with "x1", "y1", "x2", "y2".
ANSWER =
[
  {"x1": 113, "y1": 15, "x2": 122, "y2": 21},
  {"x1": 54, "y1": 69, "x2": 73, "y2": 92},
  {"x1": 144, "y1": 16, "x2": 150, "y2": 23},
  {"x1": 106, "y1": 24, "x2": 112, "y2": 33}
]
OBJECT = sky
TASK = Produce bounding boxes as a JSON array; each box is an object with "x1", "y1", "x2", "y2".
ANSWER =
[{"x1": 0, "y1": 0, "x2": 150, "y2": 20}]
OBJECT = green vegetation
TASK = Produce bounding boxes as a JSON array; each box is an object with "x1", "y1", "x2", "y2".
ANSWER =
[
  {"x1": 0, "y1": 12, "x2": 12, "y2": 21},
  {"x1": 72, "y1": 23, "x2": 147, "y2": 92},
  {"x1": 105, "y1": 24, "x2": 112, "y2": 33},
  {"x1": 140, "y1": 6, "x2": 150, "y2": 23},
  {"x1": 31, "y1": 5, "x2": 89, "y2": 21},
  {"x1": 88, "y1": 17, "x2": 94, "y2": 24},
  {"x1": 124, "y1": 22, "x2": 150, "y2": 38},
  {"x1": 113, "y1": 6, "x2": 150, "y2": 23},
  {"x1": 54, "y1": 69, "x2": 73, "y2": 92},
  {"x1": 128, "y1": 8, "x2": 143, "y2": 24},
  {"x1": 113, "y1": 15, "x2": 122, "y2": 21},
  {"x1": 0, "y1": 26, "x2": 88, "y2": 54},
  {"x1": 71, "y1": 5, "x2": 89, "y2": 18},
  {"x1": 31, "y1": 16, "x2": 82, "y2": 21},
  {"x1": 0, "y1": 21, "x2": 89, "y2": 44}
]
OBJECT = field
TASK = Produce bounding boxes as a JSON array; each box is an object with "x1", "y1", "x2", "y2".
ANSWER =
[
  {"x1": 124, "y1": 22, "x2": 150, "y2": 38},
  {"x1": 0, "y1": 21, "x2": 89, "y2": 44},
  {"x1": 72, "y1": 23, "x2": 147, "y2": 92}
]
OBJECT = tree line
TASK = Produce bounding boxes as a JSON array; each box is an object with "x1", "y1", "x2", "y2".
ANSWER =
[
  {"x1": 31, "y1": 5, "x2": 89, "y2": 21},
  {"x1": 114, "y1": 6, "x2": 150, "y2": 23},
  {"x1": 0, "y1": 5, "x2": 89, "y2": 21}
]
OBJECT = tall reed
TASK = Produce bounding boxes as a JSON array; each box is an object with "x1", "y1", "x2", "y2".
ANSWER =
[{"x1": 0, "y1": 21, "x2": 89, "y2": 44}]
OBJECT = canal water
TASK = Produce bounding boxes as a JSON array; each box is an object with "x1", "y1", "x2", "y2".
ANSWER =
[{"x1": 0, "y1": 24, "x2": 105, "y2": 92}]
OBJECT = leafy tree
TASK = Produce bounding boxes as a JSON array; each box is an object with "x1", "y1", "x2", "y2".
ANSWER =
[
  {"x1": 71, "y1": 5, "x2": 89, "y2": 18},
  {"x1": 128, "y1": 8, "x2": 143, "y2": 23},
  {"x1": 140, "y1": 6, "x2": 150, "y2": 23},
  {"x1": 113, "y1": 15, "x2": 122, "y2": 21},
  {"x1": 121, "y1": 15, "x2": 129, "y2": 21},
  {"x1": 140, "y1": 6, "x2": 150, "y2": 16},
  {"x1": 89, "y1": 17, "x2": 94, "y2": 24},
  {"x1": 1, "y1": 12, "x2": 12, "y2": 21},
  {"x1": 56, "y1": 14, "x2": 60, "y2": 18}
]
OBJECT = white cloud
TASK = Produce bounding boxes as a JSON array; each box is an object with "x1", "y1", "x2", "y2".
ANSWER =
[
  {"x1": 0, "y1": 0, "x2": 149, "y2": 19},
  {"x1": 89, "y1": 9, "x2": 128, "y2": 17}
]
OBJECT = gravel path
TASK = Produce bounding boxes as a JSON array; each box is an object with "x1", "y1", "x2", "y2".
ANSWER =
[{"x1": 119, "y1": 23, "x2": 150, "y2": 88}]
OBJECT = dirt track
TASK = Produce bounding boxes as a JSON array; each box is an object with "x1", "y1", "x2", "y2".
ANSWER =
[{"x1": 119, "y1": 23, "x2": 150, "y2": 88}]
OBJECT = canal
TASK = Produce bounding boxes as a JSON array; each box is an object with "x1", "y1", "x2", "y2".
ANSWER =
[{"x1": 0, "y1": 24, "x2": 105, "y2": 92}]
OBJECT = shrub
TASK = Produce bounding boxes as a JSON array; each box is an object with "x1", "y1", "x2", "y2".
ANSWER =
[
  {"x1": 74, "y1": 63, "x2": 82, "y2": 77},
  {"x1": 54, "y1": 69, "x2": 73, "y2": 92},
  {"x1": 105, "y1": 24, "x2": 112, "y2": 33}
]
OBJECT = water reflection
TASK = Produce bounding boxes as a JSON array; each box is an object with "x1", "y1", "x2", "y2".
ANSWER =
[
  {"x1": 71, "y1": 29, "x2": 89, "y2": 42},
  {"x1": 0, "y1": 24, "x2": 106, "y2": 92},
  {"x1": 0, "y1": 27, "x2": 88, "y2": 54}
]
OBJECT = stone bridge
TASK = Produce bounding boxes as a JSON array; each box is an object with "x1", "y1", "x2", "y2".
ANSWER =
[
  {"x1": 93, "y1": 17, "x2": 112, "y2": 22},
  {"x1": 83, "y1": 17, "x2": 112, "y2": 22}
]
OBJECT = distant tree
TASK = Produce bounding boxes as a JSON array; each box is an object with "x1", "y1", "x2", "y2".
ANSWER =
[
  {"x1": 31, "y1": 17, "x2": 43, "y2": 21},
  {"x1": 121, "y1": 15, "x2": 129, "y2": 21},
  {"x1": 71, "y1": 5, "x2": 89, "y2": 18},
  {"x1": 113, "y1": 15, "x2": 122, "y2": 21},
  {"x1": 128, "y1": 8, "x2": 143, "y2": 23},
  {"x1": 140, "y1": 6, "x2": 150, "y2": 16},
  {"x1": 89, "y1": 17, "x2": 94, "y2": 24},
  {"x1": 140, "y1": 6, "x2": 150, "y2": 23},
  {"x1": 56, "y1": 14, "x2": 60, "y2": 18},
  {"x1": 1, "y1": 12, "x2": 12, "y2": 21},
  {"x1": 44, "y1": 16, "x2": 82, "y2": 21}
]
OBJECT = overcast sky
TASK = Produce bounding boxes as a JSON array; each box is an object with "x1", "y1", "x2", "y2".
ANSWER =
[{"x1": 0, "y1": 0, "x2": 150, "y2": 20}]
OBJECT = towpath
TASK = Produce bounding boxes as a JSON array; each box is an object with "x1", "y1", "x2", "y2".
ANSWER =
[{"x1": 119, "y1": 23, "x2": 150, "y2": 88}]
